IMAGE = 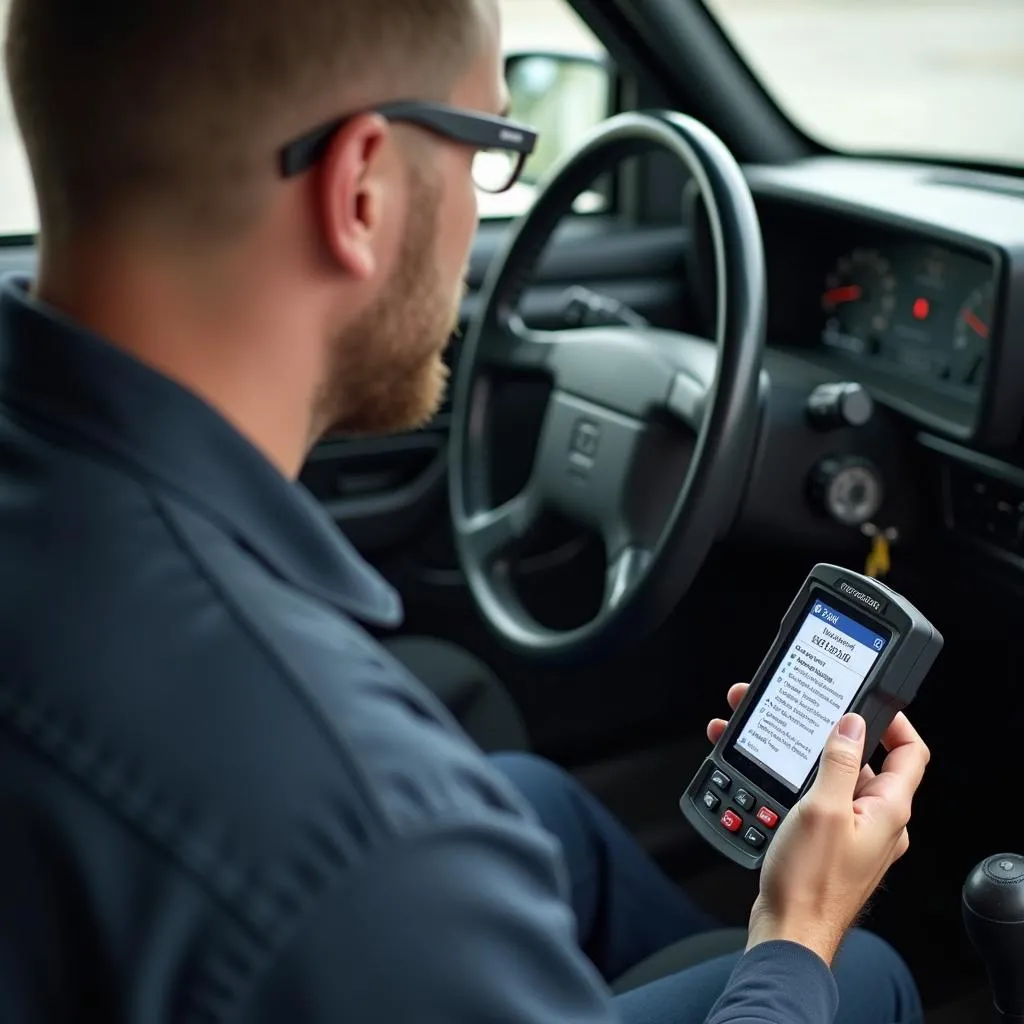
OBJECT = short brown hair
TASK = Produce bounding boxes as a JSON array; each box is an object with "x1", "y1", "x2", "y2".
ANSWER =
[{"x1": 4, "y1": 0, "x2": 484, "y2": 242}]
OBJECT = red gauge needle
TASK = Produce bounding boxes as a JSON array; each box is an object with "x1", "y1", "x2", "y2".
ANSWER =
[
  {"x1": 962, "y1": 310, "x2": 989, "y2": 339},
  {"x1": 824, "y1": 285, "x2": 863, "y2": 305}
]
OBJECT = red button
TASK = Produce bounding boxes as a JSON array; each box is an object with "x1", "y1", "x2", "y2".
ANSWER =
[
  {"x1": 756, "y1": 806, "x2": 779, "y2": 829},
  {"x1": 720, "y1": 810, "x2": 743, "y2": 833}
]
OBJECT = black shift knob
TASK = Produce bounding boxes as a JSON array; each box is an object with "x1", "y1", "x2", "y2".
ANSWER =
[{"x1": 963, "y1": 853, "x2": 1024, "y2": 1021}]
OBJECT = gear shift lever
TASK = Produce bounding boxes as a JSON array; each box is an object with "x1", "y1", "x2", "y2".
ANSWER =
[{"x1": 963, "y1": 853, "x2": 1024, "y2": 1022}]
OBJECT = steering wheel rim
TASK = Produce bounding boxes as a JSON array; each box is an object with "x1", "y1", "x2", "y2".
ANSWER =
[{"x1": 448, "y1": 110, "x2": 768, "y2": 664}]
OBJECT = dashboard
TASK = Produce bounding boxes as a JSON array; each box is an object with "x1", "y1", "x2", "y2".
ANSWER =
[
  {"x1": 686, "y1": 157, "x2": 1024, "y2": 448},
  {"x1": 686, "y1": 156, "x2": 1024, "y2": 585}
]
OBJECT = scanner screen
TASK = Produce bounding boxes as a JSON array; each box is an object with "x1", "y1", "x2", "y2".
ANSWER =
[{"x1": 733, "y1": 598, "x2": 889, "y2": 792}]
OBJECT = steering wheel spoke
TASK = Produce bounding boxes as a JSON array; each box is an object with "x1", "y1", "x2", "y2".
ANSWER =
[
  {"x1": 667, "y1": 370, "x2": 711, "y2": 431},
  {"x1": 478, "y1": 318, "x2": 553, "y2": 375},
  {"x1": 460, "y1": 486, "x2": 542, "y2": 565},
  {"x1": 605, "y1": 544, "x2": 654, "y2": 612}
]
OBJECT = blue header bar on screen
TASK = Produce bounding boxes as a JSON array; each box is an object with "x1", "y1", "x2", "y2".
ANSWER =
[{"x1": 809, "y1": 600, "x2": 887, "y2": 652}]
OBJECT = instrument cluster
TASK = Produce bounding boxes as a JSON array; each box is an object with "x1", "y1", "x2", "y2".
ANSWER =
[
  {"x1": 685, "y1": 178, "x2": 1016, "y2": 443},
  {"x1": 817, "y1": 242, "x2": 996, "y2": 393}
]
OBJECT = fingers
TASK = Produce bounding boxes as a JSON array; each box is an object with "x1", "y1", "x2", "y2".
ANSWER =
[
  {"x1": 894, "y1": 827, "x2": 910, "y2": 860},
  {"x1": 706, "y1": 684, "x2": 748, "y2": 744},
  {"x1": 727, "y1": 683, "x2": 748, "y2": 711},
  {"x1": 854, "y1": 716, "x2": 929, "y2": 838},
  {"x1": 871, "y1": 716, "x2": 929, "y2": 842},
  {"x1": 879, "y1": 712, "x2": 924, "y2": 753},
  {"x1": 809, "y1": 714, "x2": 866, "y2": 806},
  {"x1": 854, "y1": 763, "x2": 876, "y2": 798},
  {"x1": 876, "y1": 713, "x2": 930, "y2": 796}
]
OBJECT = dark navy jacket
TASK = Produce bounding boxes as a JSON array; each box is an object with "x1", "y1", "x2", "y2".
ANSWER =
[{"x1": 0, "y1": 277, "x2": 837, "y2": 1023}]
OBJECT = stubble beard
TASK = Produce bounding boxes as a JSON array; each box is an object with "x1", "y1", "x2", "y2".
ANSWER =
[{"x1": 315, "y1": 171, "x2": 463, "y2": 440}]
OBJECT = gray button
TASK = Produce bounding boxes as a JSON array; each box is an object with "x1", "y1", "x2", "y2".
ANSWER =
[
  {"x1": 735, "y1": 789, "x2": 755, "y2": 811},
  {"x1": 744, "y1": 827, "x2": 766, "y2": 849}
]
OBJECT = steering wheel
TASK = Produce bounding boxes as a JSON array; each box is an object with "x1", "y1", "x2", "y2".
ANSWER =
[{"x1": 448, "y1": 110, "x2": 768, "y2": 664}]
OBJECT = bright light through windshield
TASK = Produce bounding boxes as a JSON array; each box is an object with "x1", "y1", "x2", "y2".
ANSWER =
[{"x1": 704, "y1": 0, "x2": 1024, "y2": 168}]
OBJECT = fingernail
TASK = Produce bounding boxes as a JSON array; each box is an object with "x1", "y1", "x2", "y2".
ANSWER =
[{"x1": 838, "y1": 714, "x2": 865, "y2": 742}]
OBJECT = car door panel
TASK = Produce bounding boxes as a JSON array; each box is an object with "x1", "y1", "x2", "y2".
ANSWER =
[{"x1": 300, "y1": 433, "x2": 448, "y2": 552}]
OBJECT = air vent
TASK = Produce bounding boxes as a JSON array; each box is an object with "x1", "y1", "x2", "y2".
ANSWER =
[{"x1": 946, "y1": 464, "x2": 1024, "y2": 555}]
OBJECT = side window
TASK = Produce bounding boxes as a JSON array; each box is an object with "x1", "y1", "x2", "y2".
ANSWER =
[
  {"x1": 483, "y1": 0, "x2": 612, "y2": 219},
  {"x1": 0, "y1": 62, "x2": 36, "y2": 236}
]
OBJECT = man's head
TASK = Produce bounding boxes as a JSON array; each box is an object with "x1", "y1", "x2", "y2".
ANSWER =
[{"x1": 4, "y1": 0, "x2": 524, "y2": 463}]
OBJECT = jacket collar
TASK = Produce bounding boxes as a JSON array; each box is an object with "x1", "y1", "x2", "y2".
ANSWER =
[{"x1": 0, "y1": 275, "x2": 402, "y2": 627}]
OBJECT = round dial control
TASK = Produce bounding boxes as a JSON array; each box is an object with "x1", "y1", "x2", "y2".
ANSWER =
[
  {"x1": 810, "y1": 456, "x2": 884, "y2": 527},
  {"x1": 807, "y1": 382, "x2": 874, "y2": 431}
]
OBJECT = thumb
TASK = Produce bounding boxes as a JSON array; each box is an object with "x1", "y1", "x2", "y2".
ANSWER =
[{"x1": 811, "y1": 713, "x2": 866, "y2": 805}]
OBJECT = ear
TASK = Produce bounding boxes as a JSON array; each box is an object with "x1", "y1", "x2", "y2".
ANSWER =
[{"x1": 317, "y1": 113, "x2": 393, "y2": 281}]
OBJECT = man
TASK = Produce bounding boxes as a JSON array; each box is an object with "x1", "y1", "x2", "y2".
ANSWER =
[{"x1": 0, "y1": 1, "x2": 928, "y2": 1022}]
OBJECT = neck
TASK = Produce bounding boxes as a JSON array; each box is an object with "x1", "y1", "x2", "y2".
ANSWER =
[{"x1": 35, "y1": 241, "x2": 320, "y2": 479}]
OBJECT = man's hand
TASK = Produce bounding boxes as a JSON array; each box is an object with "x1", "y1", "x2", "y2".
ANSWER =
[
  {"x1": 706, "y1": 685, "x2": 931, "y2": 967},
  {"x1": 706, "y1": 683, "x2": 749, "y2": 745}
]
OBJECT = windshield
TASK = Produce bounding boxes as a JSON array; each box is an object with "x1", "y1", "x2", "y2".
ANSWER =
[{"x1": 704, "y1": 0, "x2": 1024, "y2": 168}]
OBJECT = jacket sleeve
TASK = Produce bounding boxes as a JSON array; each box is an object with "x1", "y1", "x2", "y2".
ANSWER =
[
  {"x1": 231, "y1": 805, "x2": 838, "y2": 1024},
  {"x1": 704, "y1": 941, "x2": 838, "y2": 1024},
  {"x1": 232, "y1": 814, "x2": 621, "y2": 1024}
]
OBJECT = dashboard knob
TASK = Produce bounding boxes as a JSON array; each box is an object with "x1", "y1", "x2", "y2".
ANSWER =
[
  {"x1": 809, "y1": 455, "x2": 884, "y2": 527},
  {"x1": 806, "y1": 382, "x2": 874, "y2": 431}
]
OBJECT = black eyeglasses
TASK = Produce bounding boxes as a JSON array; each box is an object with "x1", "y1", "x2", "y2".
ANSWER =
[{"x1": 278, "y1": 100, "x2": 539, "y2": 194}]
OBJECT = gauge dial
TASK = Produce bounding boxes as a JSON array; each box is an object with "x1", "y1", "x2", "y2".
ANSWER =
[
  {"x1": 951, "y1": 280, "x2": 994, "y2": 386},
  {"x1": 821, "y1": 249, "x2": 898, "y2": 355}
]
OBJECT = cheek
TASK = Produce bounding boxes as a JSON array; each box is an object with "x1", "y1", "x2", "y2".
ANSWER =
[
  {"x1": 458, "y1": 203, "x2": 479, "y2": 275},
  {"x1": 432, "y1": 150, "x2": 480, "y2": 282},
  {"x1": 452, "y1": 155, "x2": 480, "y2": 263}
]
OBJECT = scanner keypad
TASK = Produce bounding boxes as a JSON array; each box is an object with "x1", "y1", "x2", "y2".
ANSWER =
[{"x1": 691, "y1": 764, "x2": 785, "y2": 856}]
